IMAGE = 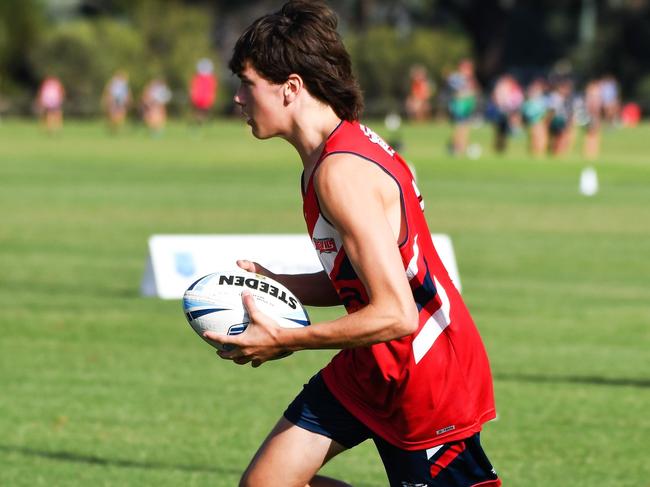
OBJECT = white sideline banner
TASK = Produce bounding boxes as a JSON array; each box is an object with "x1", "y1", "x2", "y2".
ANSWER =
[{"x1": 141, "y1": 234, "x2": 461, "y2": 299}]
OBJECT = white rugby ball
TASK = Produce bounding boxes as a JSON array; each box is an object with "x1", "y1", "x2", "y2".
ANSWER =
[{"x1": 182, "y1": 270, "x2": 310, "y2": 351}]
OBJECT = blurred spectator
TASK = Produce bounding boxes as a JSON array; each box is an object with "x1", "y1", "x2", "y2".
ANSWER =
[
  {"x1": 141, "y1": 78, "x2": 172, "y2": 135},
  {"x1": 489, "y1": 74, "x2": 524, "y2": 153},
  {"x1": 521, "y1": 78, "x2": 549, "y2": 157},
  {"x1": 102, "y1": 70, "x2": 131, "y2": 133},
  {"x1": 600, "y1": 74, "x2": 620, "y2": 125},
  {"x1": 547, "y1": 78, "x2": 576, "y2": 156},
  {"x1": 36, "y1": 76, "x2": 65, "y2": 133},
  {"x1": 620, "y1": 102, "x2": 641, "y2": 127},
  {"x1": 447, "y1": 59, "x2": 479, "y2": 156},
  {"x1": 582, "y1": 78, "x2": 603, "y2": 160},
  {"x1": 189, "y1": 58, "x2": 217, "y2": 124},
  {"x1": 405, "y1": 65, "x2": 433, "y2": 122}
]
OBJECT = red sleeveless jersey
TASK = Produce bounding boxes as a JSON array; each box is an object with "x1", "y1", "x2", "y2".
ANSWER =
[{"x1": 302, "y1": 120, "x2": 496, "y2": 450}]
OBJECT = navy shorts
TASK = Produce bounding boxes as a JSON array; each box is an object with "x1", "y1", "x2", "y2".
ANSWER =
[{"x1": 284, "y1": 373, "x2": 500, "y2": 487}]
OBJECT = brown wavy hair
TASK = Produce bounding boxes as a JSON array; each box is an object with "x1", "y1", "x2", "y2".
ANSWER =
[{"x1": 229, "y1": 0, "x2": 363, "y2": 121}]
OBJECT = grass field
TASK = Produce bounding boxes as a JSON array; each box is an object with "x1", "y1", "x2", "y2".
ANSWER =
[{"x1": 1, "y1": 118, "x2": 649, "y2": 486}]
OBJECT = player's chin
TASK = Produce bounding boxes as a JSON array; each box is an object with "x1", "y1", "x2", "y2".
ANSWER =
[
  {"x1": 249, "y1": 123, "x2": 278, "y2": 140},
  {"x1": 250, "y1": 128, "x2": 273, "y2": 140}
]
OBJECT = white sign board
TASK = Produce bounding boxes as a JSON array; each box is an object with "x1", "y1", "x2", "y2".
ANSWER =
[{"x1": 141, "y1": 234, "x2": 461, "y2": 299}]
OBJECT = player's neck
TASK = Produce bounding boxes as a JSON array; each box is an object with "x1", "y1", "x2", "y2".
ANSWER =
[{"x1": 285, "y1": 103, "x2": 341, "y2": 174}]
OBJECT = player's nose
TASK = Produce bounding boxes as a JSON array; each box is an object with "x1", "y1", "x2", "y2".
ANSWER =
[{"x1": 233, "y1": 88, "x2": 245, "y2": 107}]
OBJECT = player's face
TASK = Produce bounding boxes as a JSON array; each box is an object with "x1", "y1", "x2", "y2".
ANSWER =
[{"x1": 234, "y1": 64, "x2": 286, "y2": 139}]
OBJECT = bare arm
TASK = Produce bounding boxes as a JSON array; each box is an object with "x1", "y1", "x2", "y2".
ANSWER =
[{"x1": 205, "y1": 154, "x2": 418, "y2": 365}]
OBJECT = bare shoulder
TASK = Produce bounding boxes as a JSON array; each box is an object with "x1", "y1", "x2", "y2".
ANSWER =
[{"x1": 314, "y1": 153, "x2": 397, "y2": 198}]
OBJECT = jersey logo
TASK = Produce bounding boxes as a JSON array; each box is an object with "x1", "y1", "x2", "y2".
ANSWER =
[
  {"x1": 359, "y1": 124, "x2": 395, "y2": 157},
  {"x1": 313, "y1": 237, "x2": 338, "y2": 254},
  {"x1": 435, "y1": 425, "x2": 456, "y2": 436}
]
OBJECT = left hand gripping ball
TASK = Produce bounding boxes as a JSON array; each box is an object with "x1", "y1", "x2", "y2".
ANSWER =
[{"x1": 182, "y1": 270, "x2": 310, "y2": 351}]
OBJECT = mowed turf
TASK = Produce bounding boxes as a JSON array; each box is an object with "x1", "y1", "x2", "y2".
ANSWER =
[{"x1": 0, "y1": 119, "x2": 649, "y2": 486}]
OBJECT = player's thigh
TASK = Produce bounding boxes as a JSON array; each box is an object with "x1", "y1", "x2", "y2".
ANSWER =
[{"x1": 240, "y1": 416, "x2": 347, "y2": 487}]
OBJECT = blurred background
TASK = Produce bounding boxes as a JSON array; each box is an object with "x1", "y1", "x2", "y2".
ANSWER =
[
  {"x1": 1, "y1": 2, "x2": 649, "y2": 486},
  {"x1": 1, "y1": 0, "x2": 649, "y2": 120}
]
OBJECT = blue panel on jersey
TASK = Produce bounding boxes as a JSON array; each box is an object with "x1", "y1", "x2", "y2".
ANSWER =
[
  {"x1": 412, "y1": 256, "x2": 438, "y2": 307},
  {"x1": 334, "y1": 255, "x2": 357, "y2": 281}
]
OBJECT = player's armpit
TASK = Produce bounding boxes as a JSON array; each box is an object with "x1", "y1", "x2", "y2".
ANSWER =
[{"x1": 278, "y1": 271, "x2": 341, "y2": 307}]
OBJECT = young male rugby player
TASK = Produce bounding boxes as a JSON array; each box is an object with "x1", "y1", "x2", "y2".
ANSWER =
[{"x1": 203, "y1": 2, "x2": 500, "y2": 486}]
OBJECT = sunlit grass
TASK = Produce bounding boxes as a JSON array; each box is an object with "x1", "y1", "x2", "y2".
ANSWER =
[{"x1": 1, "y1": 119, "x2": 649, "y2": 486}]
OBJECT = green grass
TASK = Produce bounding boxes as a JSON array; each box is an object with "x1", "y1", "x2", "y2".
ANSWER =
[{"x1": 1, "y1": 119, "x2": 649, "y2": 486}]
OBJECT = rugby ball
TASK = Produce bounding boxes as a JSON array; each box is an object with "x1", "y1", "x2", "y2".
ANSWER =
[{"x1": 182, "y1": 270, "x2": 310, "y2": 351}]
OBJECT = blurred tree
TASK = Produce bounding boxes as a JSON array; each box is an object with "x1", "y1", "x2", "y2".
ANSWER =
[
  {"x1": 129, "y1": 0, "x2": 218, "y2": 111},
  {"x1": 28, "y1": 0, "x2": 218, "y2": 116},
  {"x1": 438, "y1": 0, "x2": 527, "y2": 84},
  {"x1": 0, "y1": 0, "x2": 44, "y2": 107},
  {"x1": 3, "y1": 0, "x2": 649, "y2": 116},
  {"x1": 435, "y1": 0, "x2": 649, "y2": 100},
  {"x1": 30, "y1": 19, "x2": 144, "y2": 116},
  {"x1": 574, "y1": 0, "x2": 650, "y2": 109},
  {"x1": 352, "y1": 0, "x2": 374, "y2": 30},
  {"x1": 346, "y1": 26, "x2": 471, "y2": 115}
]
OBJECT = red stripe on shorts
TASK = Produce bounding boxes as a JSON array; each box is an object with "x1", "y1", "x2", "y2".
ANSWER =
[
  {"x1": 470, "y1": 480, "x2": 501, "y2": 487},
  {"x1": 430, "y1": 442, "x2": 467, "y2": 478}
]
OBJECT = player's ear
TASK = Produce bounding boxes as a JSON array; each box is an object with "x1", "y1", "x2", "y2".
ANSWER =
[{"x1": 283, "y1": 74, "x2": 303, "y2": 103}]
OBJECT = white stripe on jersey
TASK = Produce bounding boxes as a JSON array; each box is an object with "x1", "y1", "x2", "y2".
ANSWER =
[
  {"x1": 405, "y1": 234, "x2": 419, "y2": 280},
  {"x1": 412, "y1": 277, "x2": 451, "y2": 364}
]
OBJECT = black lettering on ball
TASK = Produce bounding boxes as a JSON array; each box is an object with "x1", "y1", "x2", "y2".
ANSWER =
[
  {"x1": 244, "y1": 278, "x2": 259, "y2": 290},
  {"x1": 219, "y1": 275, "x2": 235, "y2": 285}
]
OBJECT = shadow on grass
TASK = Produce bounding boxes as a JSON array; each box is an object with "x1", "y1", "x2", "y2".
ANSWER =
[
  {"x1": 495, "y1": 373, "x2": 650, "y2": 389},
  {"x1": 0, "y1": 443, "x2": 380, "y2": 487},
  {"x1": 0, "y1": 444, "x2": 237, "y2": 476}
]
